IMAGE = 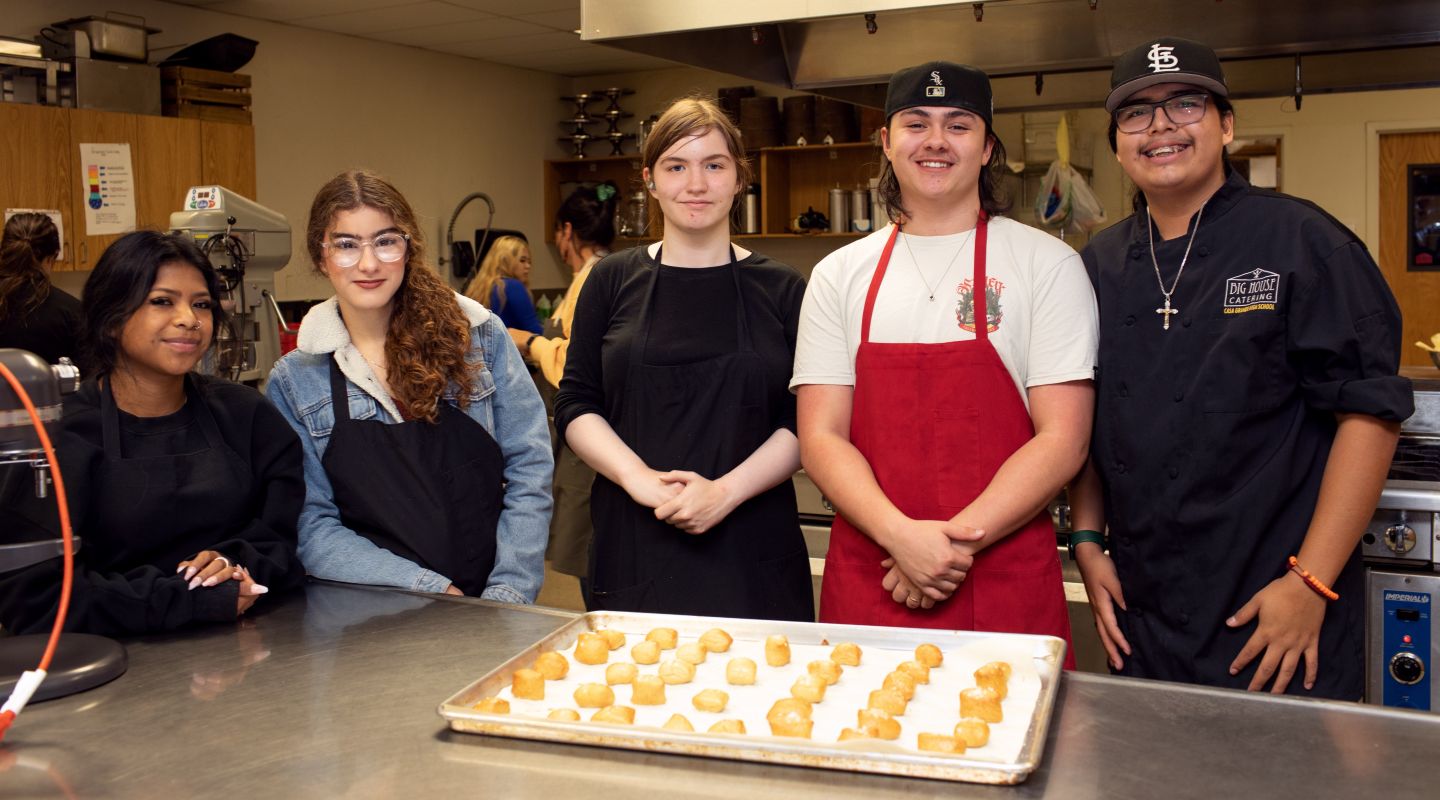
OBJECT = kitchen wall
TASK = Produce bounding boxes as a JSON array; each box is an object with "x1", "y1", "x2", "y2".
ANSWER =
[{"x1": 4, "y1": 0, "x2": 570, "y2": 299}]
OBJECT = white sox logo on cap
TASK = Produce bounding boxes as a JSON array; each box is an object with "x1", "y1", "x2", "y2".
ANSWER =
[
  {"x1": 927, "y1": 70, "x2": 945, "y2": 97},
  {"x1": 1147, "y1": 43, "x2": 1180, "y2": 73}
]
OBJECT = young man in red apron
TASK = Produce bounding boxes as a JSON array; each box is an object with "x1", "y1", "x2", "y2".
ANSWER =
[{"x1": 793, "y1": 63, "x2": 1096, "y2": 662}]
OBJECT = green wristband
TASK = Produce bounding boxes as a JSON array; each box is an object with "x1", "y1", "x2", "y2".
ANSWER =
[{"x1": 1068, "y1": 529, "x2": 1106, "y2": 559}]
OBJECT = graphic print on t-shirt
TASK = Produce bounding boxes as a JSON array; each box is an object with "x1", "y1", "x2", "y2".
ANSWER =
[{"x1": 956, "y1": 276, "x2": 1004, "y2": 333}]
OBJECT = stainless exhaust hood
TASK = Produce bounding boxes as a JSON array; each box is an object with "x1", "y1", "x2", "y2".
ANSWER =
[{"x1": 581, "y1": 0, "x2": 1440, "y2": 111}]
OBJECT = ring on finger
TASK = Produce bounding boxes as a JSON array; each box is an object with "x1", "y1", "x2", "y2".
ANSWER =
[
  {"x1": 216, "y1": 556, "x2": 231, "y2": 569},
  {"x1": 906, "y1": 594, "x2": 921, "y2": 607}
]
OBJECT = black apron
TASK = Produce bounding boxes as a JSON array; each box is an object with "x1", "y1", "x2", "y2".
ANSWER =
[
  {"x1": 588, "y1": 247, "x2": 813, "y2": 621},
  {"x1": 320, "y1": 360, "x2": 504, "y2": 596},
  {"x1": 93, "y1": 376, "x2": 252, "y2": 569}
]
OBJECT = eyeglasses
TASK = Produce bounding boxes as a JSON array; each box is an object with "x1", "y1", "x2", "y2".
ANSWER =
[
  {"x1": 322, "y1": 232, "x2": 410, "y2": 268},
  {"x1": 1113, "y1": 94, "x2": 1210, "y2": 134}
]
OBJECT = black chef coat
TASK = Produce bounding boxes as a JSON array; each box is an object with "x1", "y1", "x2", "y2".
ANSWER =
[{"x1": 1080, "y1": 169, "x2": 1412, "y2": 698}]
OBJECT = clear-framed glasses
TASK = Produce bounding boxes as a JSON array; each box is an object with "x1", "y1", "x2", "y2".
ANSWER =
[
  {"x1": 1113, "y1": 93, "x2": 1210, "y2": 134},
  {"x1": 322, "y1": 232, "x2": 410, "y2": 268}
]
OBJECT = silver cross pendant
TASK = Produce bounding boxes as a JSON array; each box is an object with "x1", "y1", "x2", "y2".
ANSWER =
[{"x1": 1155, "y1": 299, "x2": 1179, "y2": 331}]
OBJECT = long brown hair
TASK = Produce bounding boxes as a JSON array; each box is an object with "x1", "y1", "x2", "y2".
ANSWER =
[
  {"x1": 0, "y1": 213, "x2": 61, "y2": 318},
  {"x1": 306, "y1": 171, "x2": 476, "y2": 422},
  {"x1": 462, "y1": 235, "x2": 527, "y2": 312}
]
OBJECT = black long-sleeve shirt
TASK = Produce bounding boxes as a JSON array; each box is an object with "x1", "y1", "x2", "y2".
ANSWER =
[{"x1": 0, "y1": 375, "x2": 305, "y2": 636}]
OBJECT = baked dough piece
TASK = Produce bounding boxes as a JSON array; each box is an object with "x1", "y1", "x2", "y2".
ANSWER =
[
  {"x1": 765, "y1": 634, "x2": 791, "y2": 667},
  {"x1": 831, "y1": 642, "x2": 862, "y2": 666},
  {"x1": 790, "y1": 674, "x2": 828, "y2": 703},
  {"x1": 663, "y1": 713, "x2": 694, "y2": 732},
  {"x1": 708, "y1": 719, "x2": 746, "y2": 735},
  {"x1": 676, "y1": 642, "x2": 708, "y2": 665},
  {"x1": 974, "y1": 661, "x2": 1013, "y2": 700},
  {"x1": 960, "y1": 687, "x2": 1003, "y2": 723},
  {"x1": 631, "y1": 674, "x2": 667, "y2": 705},
  {"x1": 769, "y1": 697, "x2": 814, "y2": 720},
  {"x1": 511, "y1": 667, "x2": 545, "y2": 700},
  {"x1": 547, "y1": 708, "x2": 581, "y2": 722},
  {"x1": 953, "y1": 717, "x2": 991, "y2": 747},
  {"x1": 599, "y1": 629, "x2": 626, "y2": 650},
  {"x1": 646, "y1": 627, "x2": 679, "y2": 649},
  {"x1": 575, "y1": 632, "x2": 609, "y2": 665},
  {"x1": 534, "y1": 651, "x2": 570, "y2": 680},
  {"x1": 726, "y1": 657, "x2": 757, "y2": 685},
  {"x1": 591, "y1": 705, "x2": 636, "y2": 725},
  {"x1": 896, "y1": 659, "x2": 931, "y2": 684},
  {"x1": 659, "y1": 658, "x2": 697, "y2": 685},
  {"x1": 699, "y1": 628, "x2": 734, "y2": 653},
  {"x1": 473, "y1": 697, "x2": 510, "y2": 714},
  {"x1": 883, "y1": 670, "x2": 918, "y2": 700},
  {"x1": 915, "y1": 643, "x2": 944, "y2": 668},
  {"x1": 917, "y1": 733, "x2": 966, "y2": 754},
  {"x1": 837, "y1": 727, "x2": 870, "y2": 742},
  {"x1": 631, "y1": 640, "x2": 661, "y2": 665},
  {"x1": 808, "y1": 659, "x2": 843, "y2": 686},
  {"x1": 574, "y1": 682, "x2": 616, "y2": 708},
  {"x1": 766, "y1": 707, "x2": 814, "y2": 739},
  {"x1": 692, "y1": 689, "x2": 729, "y2": 713},
  {"x1": 867, "y1": 687, "x2": 907, "y2": 716},
  {"x1": 606, "y1": 663, "x2": 638, "y2": 685},
  {"x1": 856, "y1": 708, "x2": 901, "y2": 740}
]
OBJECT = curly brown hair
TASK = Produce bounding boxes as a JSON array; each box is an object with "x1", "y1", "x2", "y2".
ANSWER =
[{"x1": 306, "y1": 170, "x2": 477, "y2": 423}]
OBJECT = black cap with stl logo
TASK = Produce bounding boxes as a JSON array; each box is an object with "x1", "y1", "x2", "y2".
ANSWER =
[
  {"x1": 885, "y1": 61, "x2": 994, "y2": 130},
  {"x1": 1106, "y1": 36, "x2": 1228, "y2": 113}
]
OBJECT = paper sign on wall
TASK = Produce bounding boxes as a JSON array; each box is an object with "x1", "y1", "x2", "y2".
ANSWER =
[
  {"x1": 78, "y1": 143, "x2": 136, "y2": 236},
  {"x1": 2, "y1": 209, "x2": 65, "y2": 261}
]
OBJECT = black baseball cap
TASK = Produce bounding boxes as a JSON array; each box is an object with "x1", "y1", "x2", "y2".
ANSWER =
[
  {"x1": 1105, "y1": 37, "x2": 1228, "y2": 113},
  {"x1": 885, "y1": 61, "x2": 993, "y2": 130}
]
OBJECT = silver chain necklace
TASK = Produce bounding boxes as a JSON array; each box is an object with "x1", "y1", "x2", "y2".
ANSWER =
[
  {"x1": 900, "y1": 227, "x2": 976, "y2": 302},
  {"x1": 1146, "y1": 202, "x2": 1207, "y2": 331}
]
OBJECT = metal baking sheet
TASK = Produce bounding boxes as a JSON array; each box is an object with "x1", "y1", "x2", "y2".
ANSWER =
[{"x1": 439, "y1": 612, "x2": 1065, "y2": 784}]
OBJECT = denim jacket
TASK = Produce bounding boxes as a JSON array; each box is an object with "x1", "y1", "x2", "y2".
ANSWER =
[{"x1": 265, "y1": 293, "x2": 552, "y2": 603}]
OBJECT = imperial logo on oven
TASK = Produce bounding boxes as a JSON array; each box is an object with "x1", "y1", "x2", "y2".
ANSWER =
[
  {"x1": 1223, "y1": 268, "x2": 1280, "y2": 314},
  {"x1": 1385, "y1": 591, "x2": 1430, "y2": 604}
]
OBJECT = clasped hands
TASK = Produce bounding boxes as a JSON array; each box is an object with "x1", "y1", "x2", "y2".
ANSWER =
[
  {"x1": 880, "y1": 519, "x2": 985, "y2": 608},
  {"x1": 622, "y1": 468, "x2": 739, "y2": 534},
  {"x1": 176, "y1": 549, "x2": 270, "y2": 616}
]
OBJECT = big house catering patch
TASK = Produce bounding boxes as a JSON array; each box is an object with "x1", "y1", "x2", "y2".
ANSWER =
[{"x1": 1223, "y1": 268, "x2": 1280, "y2": 315}]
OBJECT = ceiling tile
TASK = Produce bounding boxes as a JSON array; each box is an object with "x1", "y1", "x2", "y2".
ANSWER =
[
  {"x1": 512, "y1": 8, "x2": 581, "y2": 32},
  {"x1": 386, "y1": 16, "x2": 554, "y2": 46},
  {"x1": 441, "y1": 0, "x2": 577, "y2": 14},
  {"x1": 291, "y1": 2, "x2": 487, "y2": 35},
  {"x1": 207, "y1": 0, "x2": 410, "y2": 22},
  {"x1": 433, "y1": 30, "x2": 582, "y2": 57}
]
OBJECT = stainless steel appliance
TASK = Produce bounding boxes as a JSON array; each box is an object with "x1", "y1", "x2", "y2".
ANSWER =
[{"x1": 1365, "y1": 378, "x2": 1440, "y2": 710}]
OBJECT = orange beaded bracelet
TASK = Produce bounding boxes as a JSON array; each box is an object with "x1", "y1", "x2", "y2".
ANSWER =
[{"x1": 1288, "y1": 556, "x2": 1339, "y2": 601}]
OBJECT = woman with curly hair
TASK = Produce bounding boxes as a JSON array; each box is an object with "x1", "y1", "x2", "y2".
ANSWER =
[
  {"x1": 0, "y1": 212, "x2": 85, "y2": 370},
  {"x1": 266, "y1": 170, "x2": 552, "y2": 601},
  {"x1": 462, "y1": 235, "x2": 542, "y2": 334}
]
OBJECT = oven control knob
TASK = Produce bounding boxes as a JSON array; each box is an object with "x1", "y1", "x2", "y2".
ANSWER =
[
  {"x1": 1390, "y1": 652, "x2": 1425, "y2": 686},
  {"x1": 1383, "y1": 524, "x2": 1417, "y2": 555}
]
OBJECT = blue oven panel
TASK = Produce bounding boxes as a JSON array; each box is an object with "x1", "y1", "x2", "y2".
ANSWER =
[{"x1": 1381, "y1": 589, "x2": 1432, "y2": 710}]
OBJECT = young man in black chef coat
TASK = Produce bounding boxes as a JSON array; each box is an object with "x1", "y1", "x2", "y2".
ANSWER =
[{"x1": 1071, "y1": 37, "x2": 1413, "y2": 698}]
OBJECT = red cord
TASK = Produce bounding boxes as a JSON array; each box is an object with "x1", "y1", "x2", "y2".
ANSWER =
[{"x1": 0, "y1": 362, "x2": 74, "y2": 738}]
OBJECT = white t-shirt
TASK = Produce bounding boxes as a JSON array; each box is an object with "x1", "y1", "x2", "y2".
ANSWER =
[{"x1": 791, "y1": 218, "x2": 1098, "y2": 409}]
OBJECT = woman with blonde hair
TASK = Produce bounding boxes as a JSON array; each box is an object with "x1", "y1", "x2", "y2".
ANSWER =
[
  {"x1": 463, "y1": 235, "x2": 542, "y2": 334},
  {"x1": 266, "y1": 170, "x2": 551, "y2": 601},
  {"x1": 554, "y1": 98, "x2": 812, "y2": 620}
]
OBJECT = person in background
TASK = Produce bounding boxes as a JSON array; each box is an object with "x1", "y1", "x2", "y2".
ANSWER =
[
  {"x1": 464, "y1": 235, "x2": 542, "y2": 334},
  {"x1": 0, "y1": 213, "x2": 86, "y2": 372},
  {"x1": 266, "y1": 170, "x2": 551, "y2": 602},
  {"x1": 793, "y1": 62, "x2": 1095, "y2": 659},
  {"x1": 1072, "y1": 37, "x2": 1411, "y2": 697},
  {"x1": 555, "y1": 97, "x2": 813, "y2": 620},
  {"x1": 514, "y1": 183, "x2": 617, "y2": 605},
  {"x1": 0, "y1": 231, "x2": 304, "y2": 635}
]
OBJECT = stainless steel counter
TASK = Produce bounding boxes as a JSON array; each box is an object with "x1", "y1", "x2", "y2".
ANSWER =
[{"x1": 5, "y1": 581, "x2": 1439, "y2": 797}]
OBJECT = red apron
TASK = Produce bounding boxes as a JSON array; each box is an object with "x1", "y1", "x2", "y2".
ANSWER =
[{"x1": 817, "y1": 217, "x2": 1074, "y2": 667}]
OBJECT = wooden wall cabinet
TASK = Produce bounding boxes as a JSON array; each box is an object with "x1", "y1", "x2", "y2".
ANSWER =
[
  {"x1": 543, "y1": 142, "x2": 884, "y2": 247},
  {"x1": 0, "y1": 104, "x2": 255, "y2": 271}
]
